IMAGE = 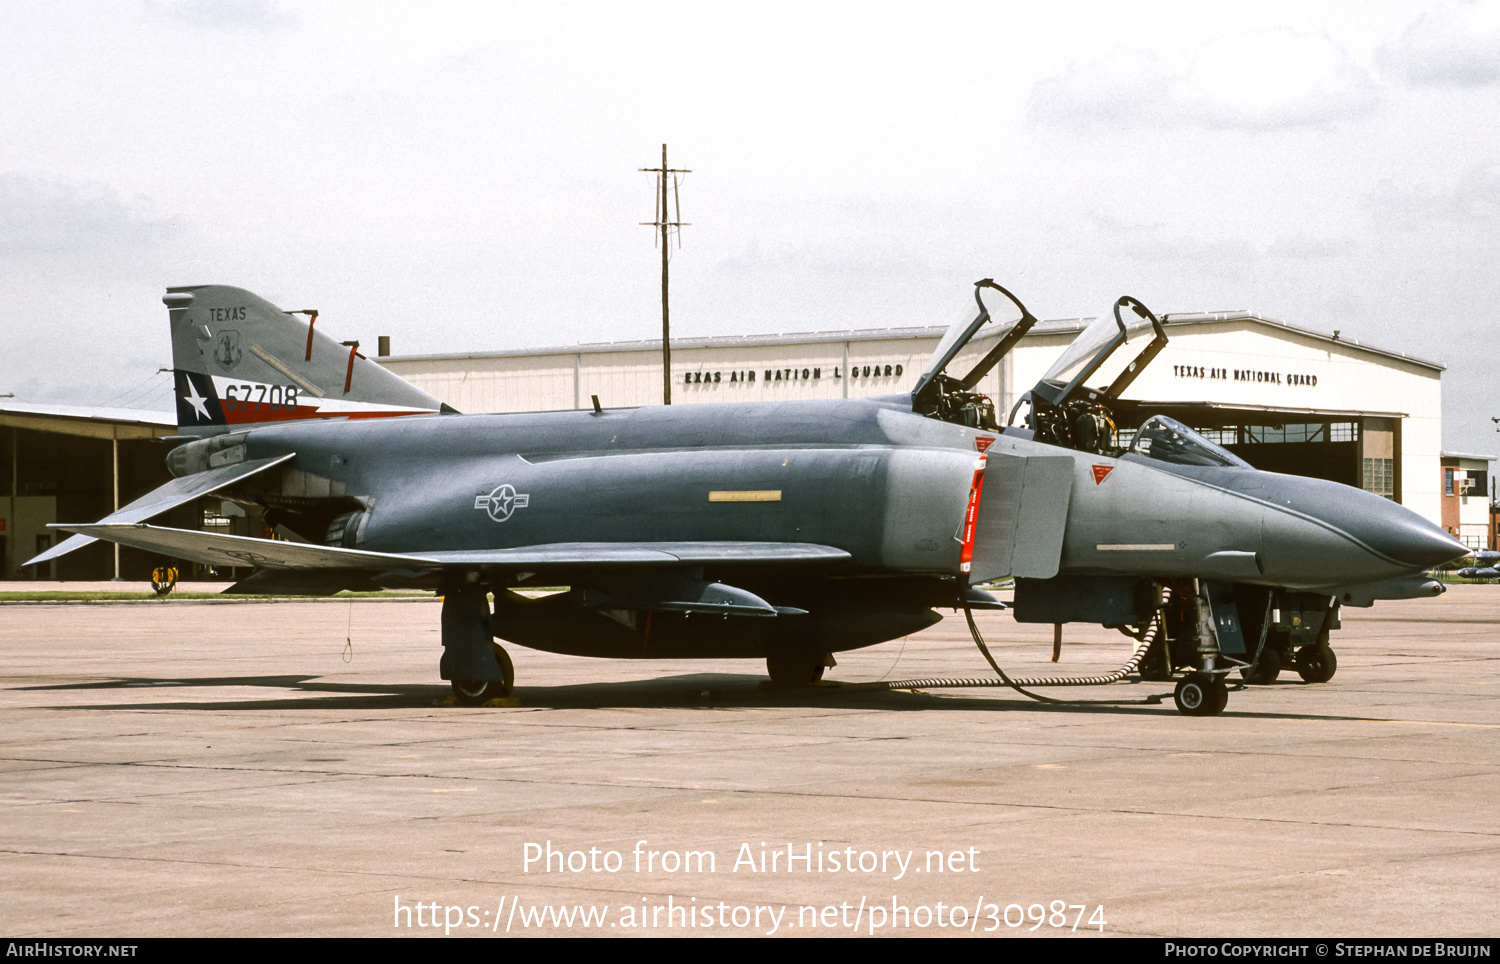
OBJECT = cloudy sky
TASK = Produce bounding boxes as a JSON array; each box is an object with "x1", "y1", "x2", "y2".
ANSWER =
[{"x1": 2, "y1": 1, "x2": 1497, "y2": 452}]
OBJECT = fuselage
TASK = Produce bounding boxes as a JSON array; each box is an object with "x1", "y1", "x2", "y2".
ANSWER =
[{"x1": 222, "y1": 393, "x2": 1460, "y2": 594}]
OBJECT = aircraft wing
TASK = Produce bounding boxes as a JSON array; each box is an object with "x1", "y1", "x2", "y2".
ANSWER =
[
  {"x1": 24, "y1": 454, "x2": 296, "y2": 567},
  {"x1": 47, "y1": 523, "x2": 851, "y2": 572}
]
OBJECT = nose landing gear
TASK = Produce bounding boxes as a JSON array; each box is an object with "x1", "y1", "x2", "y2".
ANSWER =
[{"x1": 1173, "y1": 673, "x2": 1229, "y2": 716}]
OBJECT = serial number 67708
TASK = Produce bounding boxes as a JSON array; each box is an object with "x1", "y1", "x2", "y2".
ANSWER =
[{"x1": 223, "y1": 383, "x2": 299, "y2": 411}]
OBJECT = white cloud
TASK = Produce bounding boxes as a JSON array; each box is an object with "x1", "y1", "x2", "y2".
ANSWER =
[
  {"x1": 1030, "y1": 30, "x2": 1378, "y2": 130},
  {"x1": 0, "y1": 174, "x2": 184, "y2": 256},
  {"x1": 718, "y1": 236, "x2": 929, "y2": 278},
  {"x1": 1028, "y1": 50, "x2": 1178, "y2": 127},
  {"x1": 150, "y1": 0, "x2": 297, "y2": 32},
  {"x1": 1378, "y1": 1, "x2": 1500, "y2": 87},
  {"x1": 1367, "y1": 163, "x2": 1500, "y2": 229},
  {"x1": 1088, "y1": 212, "x2": 1354, "y2": 267}
]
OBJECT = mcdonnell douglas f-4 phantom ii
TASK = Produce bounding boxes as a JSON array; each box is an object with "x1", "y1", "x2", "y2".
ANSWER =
[{"x1": 28, "y1": 280, "x2": 1466, "y2": 715}]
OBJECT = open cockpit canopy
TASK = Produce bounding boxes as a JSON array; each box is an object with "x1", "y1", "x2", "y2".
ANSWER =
[
  {"x1": 1008, "y1": 295, "x2": 1170, "y2": 456},
  {"x1": 1031, "y1": 296, "x2": 1166, "y2": 408}
]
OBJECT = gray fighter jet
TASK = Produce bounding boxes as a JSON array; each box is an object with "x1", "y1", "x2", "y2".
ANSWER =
[{"x1": 27, "y1": 281, "x2": 1465, "y2": 715}]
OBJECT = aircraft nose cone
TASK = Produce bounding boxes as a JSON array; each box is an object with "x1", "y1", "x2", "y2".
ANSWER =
[
  {"x1": 1371, "y1": 509, "x2": 1469, "y2": 571},
  {"x1": 1252, "y1": 474, "x2": 1468, "y2": 586}
]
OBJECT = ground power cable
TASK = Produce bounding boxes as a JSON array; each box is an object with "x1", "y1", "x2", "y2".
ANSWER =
[{"x1": 843, "y1": 606, "x2": 1168, "y2": 706}]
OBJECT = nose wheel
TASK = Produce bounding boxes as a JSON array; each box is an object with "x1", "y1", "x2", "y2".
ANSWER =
[{"x1": 1173, "y1": 673, "x2": 1228, "y2": 716}]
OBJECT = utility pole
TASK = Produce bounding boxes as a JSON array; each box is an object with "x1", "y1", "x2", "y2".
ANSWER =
[{"x1": 640, "y1": 144, "x2": 690, "y2": 404}]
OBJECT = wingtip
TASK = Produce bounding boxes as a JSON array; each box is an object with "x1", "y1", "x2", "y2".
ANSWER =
[{"x1": 22, "y1": 532, "x2": 99, "y2": 567}]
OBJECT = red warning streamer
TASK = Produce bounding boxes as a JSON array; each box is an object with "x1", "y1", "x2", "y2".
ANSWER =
[{"x1": 960, "y1": 455, "x2": 987, "y2": 574}]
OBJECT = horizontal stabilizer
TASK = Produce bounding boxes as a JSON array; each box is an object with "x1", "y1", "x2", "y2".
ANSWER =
[
  {"x1": 46, "y1": 523, "x2": 853, "y2": 573},
  {"x1": 24, "y1": 454, "x2": 295, "y2": 568},
  {"x1": 49, "y1": 523, "x2": 423, "y2": 570}
]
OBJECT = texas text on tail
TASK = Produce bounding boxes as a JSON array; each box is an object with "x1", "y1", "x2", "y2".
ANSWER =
[{"x1": 28, "y1": 281, "x2": 1466, "y2": 715}]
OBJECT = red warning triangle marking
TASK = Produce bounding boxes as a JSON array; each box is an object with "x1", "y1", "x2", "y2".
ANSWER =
[
  {"x1": 974, "y1": 436, "x2": 995, "y2": 453},
  {"x1": 1092, "y1": 464, "x2": 1114, "y2": 485}
]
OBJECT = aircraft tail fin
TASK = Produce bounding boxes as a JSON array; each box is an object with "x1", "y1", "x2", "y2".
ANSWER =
[{"x1": 164, "y1": 285, "x2": 452, "y2": 436}]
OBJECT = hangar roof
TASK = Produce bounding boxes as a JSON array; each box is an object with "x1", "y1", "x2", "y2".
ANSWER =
[
  {"x1": 0, "y1": 402, "x2": 175, "y2": 441},
  {"x1": 385, "y1": 310, "x2": 1445, "y2": 373}
]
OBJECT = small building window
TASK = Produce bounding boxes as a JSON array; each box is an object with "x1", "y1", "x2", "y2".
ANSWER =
[
  {"x1": 1444, "y1": 467, "x2": 1455, "y2": 496},
  {"x1": 1365, "y1": 458, "x2": 1395, "y2": 500}
]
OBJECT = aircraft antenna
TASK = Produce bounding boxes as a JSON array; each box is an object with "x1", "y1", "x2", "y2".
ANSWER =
[{"x1": 639, "y1": 144, "x2": 691, "y2": 404}]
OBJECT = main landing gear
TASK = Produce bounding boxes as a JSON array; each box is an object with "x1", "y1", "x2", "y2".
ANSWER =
[
  {"x1": 441, "y1": 581, "x2": 516, "y2": 706},
  {"x1": 452, "y1": 642, "x2": 515, "y2": 707},
  {"x1": 765, "y1": 650, "x2": 833, "y2": 687}
]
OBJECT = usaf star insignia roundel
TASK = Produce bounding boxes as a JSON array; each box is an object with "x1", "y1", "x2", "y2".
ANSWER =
[{"x1": 475, "y1": 484, "x2": 531, "y2": 522}]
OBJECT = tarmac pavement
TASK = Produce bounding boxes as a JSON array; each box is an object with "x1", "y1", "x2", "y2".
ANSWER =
[{"x1": 1, "y1": 585, "x2": 1496, "y2": 937}]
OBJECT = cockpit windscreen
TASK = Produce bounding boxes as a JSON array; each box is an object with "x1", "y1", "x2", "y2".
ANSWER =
[{"x1": 1128, "y1": 415, "x2": 1251, "y2": 468}]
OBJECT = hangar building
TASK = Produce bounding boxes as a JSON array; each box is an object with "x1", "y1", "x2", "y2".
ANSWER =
[
  {"x1": 1, "y1": 403, "x2": 178, "y2": 581},
  {"x1": 380, "y1": 310, "x2": 1448, "y2": 531},
  {"x1": 0, "y1": 306, "x2": 1470, "y2": 580}
]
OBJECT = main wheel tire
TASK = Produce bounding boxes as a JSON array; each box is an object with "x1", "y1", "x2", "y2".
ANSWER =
[
  {"x1": 451, "y1": 643, "x2": 515, "y2": 706},
  {"x1": 766, "y1": 652, "x2": 825, "y2": 687},
  {"x1": 1241, "y1": 647, "x2": 1282, "y2": 685},
  {"x1": 1295, "y1": 643, "x2": 1337, "y2": 683},
  {"x1": 492, "y1": 643, "x2": 515, "y2": 696},
  {"x1": 1174, "y1": 674, "x2": 1228, "y2": 716}
]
